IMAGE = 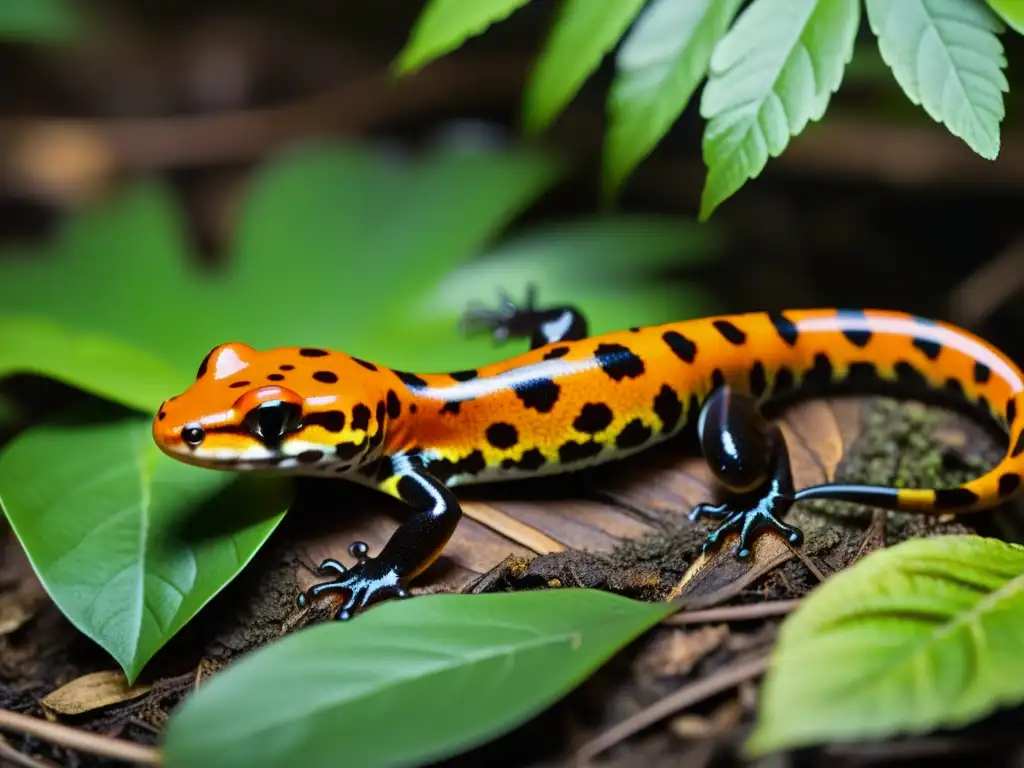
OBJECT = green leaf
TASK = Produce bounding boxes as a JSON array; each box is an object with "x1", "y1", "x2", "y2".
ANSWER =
[
  {"x1": 523, "y1": 0, "x2": 647, "y2": 135},
  {"x1": 866, "y1": 0, "x2": 1007, "y2": 161},
  {"x1": 604, "y1": 0, "x2": 743, "y2": 198},
  {"x1": 0, "y1": 408, "x2": 289, "y2": 682},
  {"x1": 395, "y1": 0, "x2": 533, "y2": 74},
  {"x1": 698, "y1": 0, "x2": 860, "y2": 221},
  {"x1": 0, "y1": 0, "x2": 81, "y2": 42},
  {"x1": 745, "y1": 535, "x2": 1024, "y2": 756},
  {"x1": 987, "y1": 0, "x2": 1024, "y2": 35},
  {"x1": 163, "y1": 589, "x2": 675, "y2": 768},
  {"x1": 0, "y1": 314, "x2": 186, "y2": 414}
]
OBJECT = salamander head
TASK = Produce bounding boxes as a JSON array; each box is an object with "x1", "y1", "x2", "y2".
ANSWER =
[{"x1": 152, "y1": 342, "x2": 388, "y2": 475}]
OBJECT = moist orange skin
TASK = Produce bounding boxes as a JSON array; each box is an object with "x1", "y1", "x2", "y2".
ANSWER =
[{"x1": 152, "y1": 308, "x2": 1024, "y2": 617}]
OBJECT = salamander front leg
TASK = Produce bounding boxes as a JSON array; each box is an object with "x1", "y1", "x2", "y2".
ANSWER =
[
  {"x1": 690, "y1": 386, "x2": 804, "y2": 559},
  {"x1": 460, "y1": 284, "x2": 589, "y2": 349},
  {"x1": 297, "y1": 468, "x2": 462, "y2": 620}
]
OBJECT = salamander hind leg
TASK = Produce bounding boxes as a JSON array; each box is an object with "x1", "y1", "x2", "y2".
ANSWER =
[
  {"x1": 460, "y1": 284, "x2": 589, "y2": 349},
  {"x1": 297, "y1": 463, "x2": 462, "y2": 620},
  {"x1": 691, "y1": 386, "x2": 804, "y2": 559}
]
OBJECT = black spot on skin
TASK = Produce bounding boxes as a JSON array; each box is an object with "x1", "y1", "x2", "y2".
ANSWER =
[
  {"x1": 375, "y1": 401, "x2": 386, "y2": 427},
  {"x1": 516, "y1": 380, "x2": 560, "y2": 413},
  {"x1": 912, "y1": 338, "x2": 941, "y2": 361},
  {"x1": 837, "y1": 310, "x2": 871, "y2": 347},
  {"x1": 749, "y1": 361, "x2": 767, "y2": 399},
  {"x1": 450, "y1": 369, "x2": 478, "y2": 382},
  {"x1": 933, "y1": 487, "x2": 980, "y2": 509},
  {"x1": 711, "y1": 369, "x2": 725, "y2": 390},
  {"x1": 297, "y1": 450, "x2": 324, "y2": 464},
  {"x1": 441, "y1": 401, "x2": 461, "y2": 415},
  {"x1": 629, "y1": 327, "x2": 640, "y2": 333},
  {"x1": 945, "y1": 378, "x2": 965, "y2": 400},
  {"x1": 653, "y1": 385, "x2": 682, "y2": 433},
  {"x1": 229, "y1": 380, "x2": 251, "y2": 388},
  {"x1": 267, "y1": 373, "x2": 285, "y2": 382},
  {"x1": 501, "y1": 448, "x2": 546, "y2": 471},
  {"x1": 543, "y1": 346, "x2": 570, "y2": 360},
  {"x1": 158, "y1": 411, "x2": 166, "y2": 421},
  {"x1": 335, "y1": 440, "x2": 365, "y2": 461},
  {"x1": 662, "y1": 330, "x2": 697, "y2": 363},
  {"x1": 1007, "y1": 398, "x2": 1017, "y2": 426},
  {"x1": 351, "y1": 404, "x2": 371, "y2": 431},
  {"x1": 573, "y1": 403, "x2": 613, "y2": 434},
  {"x1": 313, "y1": 370, "x2": 338, "y2": 384},
  {"x1": 558, "y1": 440, "x2": 603, "y2": 463},
  {"x1": 773, "y1": 367, "x2": 795, "y2": 396},
  {"x1": 279, "y1": 364, "x2": 295, "y2": 371},
  {"x1": 352, "y1": 358, "x2": 377, "y2": 371},
  {"x1": 196, "y1": 349, "x2": 214, "y2": 379},
  {"x1": 395, "y1": 370, "x2": 428, "y2": 389},
  {"x1": 386, "y1": 390, "x2": 401, "y2": 419},
  {"x1": 616, "y1": 419, "x2": 652, "y2": 449},
  {"x1": 486, "y1": 422, "x2": 519, "y2": 449},
  {"x1": 367, "y1": 423, "x2": 385, "y2": 452},
  {"x1": 595, "y1": 343, "x2": 645, "y2": 381},
  {"x1": 686, "y1": 394, "x2": 700, "y2": 423},
  {"x1": 409, "y1": 403, "x2": 418, "y2": 414},
  {"x1": 977, "y1": 396, "x2": 991, "y2": 415},
  {"x1": 299, "y1": 348, "x2": 329, "y2": 357},
  {"x1": 894, "y1": 361, "x2": 926, "y2": 388},
  {"x1": 999, "y1": 473, "x2": 1021, "y2": 496},
  {"x1": 847, "y1": 361, "x2": 879, "y2": 387},
  {"x1": 428, "y1": 450, "x2": 486, "y2": 483},
  {"x1": 712, "y1": 319, "x2": 746, "y2": 345},
  {"x1": 1013, "y1": 431, "x2": 1024, "y2": 457},
  {"x1": 768, "y1": 310, "x2": 799, "y2": 346},
  {"x1": 804, "y1": 353, "x2": 834, "y2": 387},
  {"x1": 974, "y1": 361, "x2": 991, "y2": 384},
  {"x1": 373, "y1": 457, "x2": 395, "y2": 482},
  {"x1": 304, "y1": 411, "x2": 345, "y2": 432}
]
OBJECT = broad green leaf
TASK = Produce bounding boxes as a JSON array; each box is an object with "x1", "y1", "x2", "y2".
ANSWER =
[
  {"x1": 698, "y1": 0, "x2": 860, "y2": 221},
  {"x1": 395, "y1": 0, "x2": 533, "y2": 74},
  {"x1": 0, "y1": 0, "x2": 80, "y2": 42},
  {"x1": 0, "y1": 314, "x2": 186, "y2": 414},
  {"x1": 604, "y1": 0, "x2": 743, "y2": 198},
  {"x1": 987, "y1": 0, "x2": 1024, "y2": 35},
  {"x1": 746, "y1": 535, "x2": 1024, "y2": 756},
  {"x1": 523, "y1": 0, "x2": 647, "y2": 135},
  {"x1": 0, "y1": 408, "x2": 289, "y2": 682},
  {"x1": 866, "y1": 0, "x2": 1007, "y2": 160},
  {"x1": 163, "y1": 589, "x2": 675, "y2": 768}
]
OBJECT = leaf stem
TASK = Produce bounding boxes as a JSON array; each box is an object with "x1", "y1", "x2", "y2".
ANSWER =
[{"x1": 0, "y1": 708, "x2": 161, "y2": 765}]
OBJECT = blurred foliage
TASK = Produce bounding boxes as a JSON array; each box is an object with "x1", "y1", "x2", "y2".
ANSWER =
[
  {"x1": 0, "y1": 140, "x2": 720, "y2": 679},
  {"x1": 0, "y1": 0, "x2": 81, "y2": 43},
  {"x1": 397, "y1": 0, "x2": 1017, "y2": 218}
]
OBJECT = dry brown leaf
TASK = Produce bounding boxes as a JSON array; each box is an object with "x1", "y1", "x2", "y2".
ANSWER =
[
  {"x1": 637, "y1": 624, "x2": 729, "y2": 680},
  {"x1": 40, "y1": 671, "x2": 151, "y2": 716}
]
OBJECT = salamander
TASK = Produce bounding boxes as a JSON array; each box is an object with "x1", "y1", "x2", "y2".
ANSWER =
[{"x1": 152, "y1": 290, "x2": 1024, "y2": 619}]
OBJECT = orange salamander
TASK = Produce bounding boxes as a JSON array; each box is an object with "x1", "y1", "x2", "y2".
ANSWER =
[{"x1": 152, "y1": 290, "x2": 1024, "y2": 619}]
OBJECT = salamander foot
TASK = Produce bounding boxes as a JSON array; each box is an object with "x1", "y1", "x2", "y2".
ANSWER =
[
  {"x1": 296, "y1": 541, "x2": 410, "y2": 620},
  {"x1": 689, "y1": 500, "x2": 803, "y2": 560},
  {"x1": 459, "y1": 285, "x2": 538, "y2": 342}
]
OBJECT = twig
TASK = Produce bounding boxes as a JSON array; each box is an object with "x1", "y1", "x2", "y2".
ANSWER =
[
  {"x1": 663, "y1": 599, "x2": 802, "y2": 626},
  {"x1": 570, "y1": 654, "x2": 771, "y2": 765},
  {"x1": 0, "y1": 734, "x2": 56, "y2": 768},
  {"x1": 462, "y1": 501, "x2": 566, "y2": 555},
  {"x1": 0, "y1": 709, "x2": 160, "y2": 765}
]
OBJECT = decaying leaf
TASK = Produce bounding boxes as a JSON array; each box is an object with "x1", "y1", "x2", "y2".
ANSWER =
[{"x1": 40, "y1": 670, "x2": 151, "y2": 716}]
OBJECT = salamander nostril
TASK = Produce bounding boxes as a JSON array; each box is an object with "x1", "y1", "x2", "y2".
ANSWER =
[{"x1": 182, "y1": 425, "x2": 205, "y2": 448}]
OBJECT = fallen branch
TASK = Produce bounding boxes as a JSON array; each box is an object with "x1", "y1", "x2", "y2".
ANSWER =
[
  {"x1": 0, "y1": 708, "x2": 160, "y2": 766},
  {"x1": 663, "y1": 598, "x2": 801, "y2": 626},
  {"x1": 570, "y1": 653, "x2": 770, "y2": 765}
]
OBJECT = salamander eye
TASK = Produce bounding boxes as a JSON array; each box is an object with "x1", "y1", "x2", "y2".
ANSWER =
[
  {"x1": 182, "y1": 425, "x2": 205, "y2": 448},
  {"x1": 243, "y1": 400, "x2": 303, "y2": 444}
]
